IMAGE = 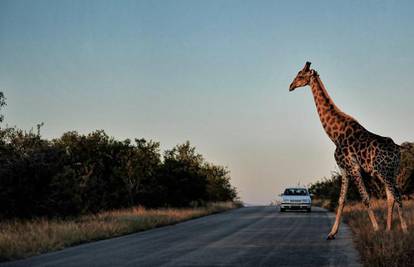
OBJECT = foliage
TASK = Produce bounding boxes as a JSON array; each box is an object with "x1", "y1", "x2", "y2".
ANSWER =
[
  {"x1": 0, "y1": 92, "x2": 5, "y2": 123},
  {"x1": 203, "y1": 163, "x2": 237, "y2": 202},
  {"x1": 158, "y1": 141, "x2": 208, "y2": 207},
  {"x1": 398, "y1": 142, "x2": 414, "y2": 196},
  {"x1": 0, "y1": 92, "x2": 238, "y2": 218}
]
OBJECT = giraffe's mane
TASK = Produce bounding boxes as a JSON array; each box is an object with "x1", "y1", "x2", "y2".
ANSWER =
[{"x1": 314, "y1": 74, "x2": 358, "y2": 122}]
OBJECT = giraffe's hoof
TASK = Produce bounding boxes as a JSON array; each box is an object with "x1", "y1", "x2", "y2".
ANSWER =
[{"x1": 326, "y1": 234, "x2": 335, "y2": 240}]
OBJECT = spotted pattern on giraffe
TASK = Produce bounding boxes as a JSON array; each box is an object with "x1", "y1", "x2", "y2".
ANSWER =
[{"x1": 289, "y1": 62, "x2": 408, "y2": 239}]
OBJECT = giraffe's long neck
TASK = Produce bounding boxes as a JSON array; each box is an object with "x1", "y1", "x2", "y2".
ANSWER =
[{"x1": 309, "y1": 75, "x2": 356, "y2": 144}]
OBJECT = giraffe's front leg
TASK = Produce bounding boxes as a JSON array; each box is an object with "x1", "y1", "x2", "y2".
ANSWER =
[{"x1": 327, "y1": 170, "x2": 349, "y2": 240}]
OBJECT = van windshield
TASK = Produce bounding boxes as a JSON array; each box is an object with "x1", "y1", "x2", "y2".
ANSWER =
[{"x1": 284, "y1": 188, "x2": 308, "y2": 196}]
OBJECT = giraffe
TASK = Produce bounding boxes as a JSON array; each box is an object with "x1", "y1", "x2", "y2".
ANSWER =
[{"x1": 289, "y1": 62, "x2": 408, "y2": 240}]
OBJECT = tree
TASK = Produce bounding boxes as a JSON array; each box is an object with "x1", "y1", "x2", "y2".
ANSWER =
[
  {"x1": 0, "y1": 91, "x2": 5, "y2": 123},
  {"x1": 398, "y1": 142, "x2": 414, "y2": 196},
  {"x1": 117, "y1": 138, "x2": 161, "y2": 206},
  {"x1": 0, "y1": 92, "x2": 239, "y2": 218},
  {"x1": 203, "y1": 163, "x2": 237, "y2": 202},
  {"x1": 159, "y1": 141, "x2": 208, "y2": 207}
]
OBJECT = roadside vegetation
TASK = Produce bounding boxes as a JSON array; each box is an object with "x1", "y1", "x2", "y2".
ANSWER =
[
  {"x1": 0, "y1": 92, "x2": 241, "y2": 261},
  {"x1": 343, "y1": 200, "x2": 414, "y2": 267},
  {"x1": 309, "y1": 143, "x2": 414, "y2": 267},
  {"x1": 0, "y1": 202, "x2": 241, "y2": 262}
]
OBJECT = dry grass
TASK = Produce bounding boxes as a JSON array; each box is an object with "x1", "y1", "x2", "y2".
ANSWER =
[
  {"x1": 0, "y1": 202, "x2": 240, "y2": 262},
  {"x1": 311, "y1": 198, "x2": 333, "y2": 210},
  {"x1": 343, "y1": 200, "x2": 414, "y2": 267}
]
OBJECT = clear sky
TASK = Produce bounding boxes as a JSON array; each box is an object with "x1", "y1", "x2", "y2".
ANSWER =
[{"x1": 1, "y1": 0, "x2": 414, "y2": 204}]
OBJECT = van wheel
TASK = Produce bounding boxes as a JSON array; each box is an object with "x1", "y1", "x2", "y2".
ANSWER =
[
  {"x1": 306, "y1": 208, "x2": 311, "y2": 212},
  {"x1": 280, "y1": 208, "x2": 285, "y2": 212}
]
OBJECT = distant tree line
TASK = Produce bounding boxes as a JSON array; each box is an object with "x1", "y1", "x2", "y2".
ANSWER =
[
  {"x1": 0, "y1": 92, "x2": 238, "y2": 218},
  {"x1": 309, "y1": 143, "x2": 414, "y2": 207}
]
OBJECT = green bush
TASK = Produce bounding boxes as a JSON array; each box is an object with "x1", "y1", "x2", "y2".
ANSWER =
[{"x1": 0, "y1": 92, "x2": 238, "y2": 218}]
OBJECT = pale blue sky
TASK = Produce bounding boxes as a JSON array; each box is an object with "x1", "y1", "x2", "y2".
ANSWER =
[{"x1": 1, "y1": 0, "x2": 414, "y2": 204}]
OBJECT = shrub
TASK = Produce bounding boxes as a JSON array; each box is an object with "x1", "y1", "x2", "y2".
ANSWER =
[{"x1": 0, "y1": 92, "x2": 238, "y2": 218}]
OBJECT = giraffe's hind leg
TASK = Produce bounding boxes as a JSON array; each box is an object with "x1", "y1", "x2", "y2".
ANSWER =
[
  {"x1": 394, "y1": 171, "x2": 408, "y2": 233},
  {"x1": 373, "y1": 167, "x2": 408, "y2": 233},
  {"x1": 353, "y1": 172, "x2": 380, "y2": 231},
  {"x1": 396, "y1": 197, "x2": 408, "y2": 233},
  {"x1": 384, "y1": 181, "x2": 407, "y2": 233},
  {"x1": 373, "y1": 141, "x2": 407, "y2": 232},
  {"x1": 385, "y1": 187, "x2": 395, "y2": 231}
]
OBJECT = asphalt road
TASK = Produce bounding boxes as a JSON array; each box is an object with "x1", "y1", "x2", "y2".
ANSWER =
[{"x1": 3, "y1": 206, "x2": 361, "y2": 267}]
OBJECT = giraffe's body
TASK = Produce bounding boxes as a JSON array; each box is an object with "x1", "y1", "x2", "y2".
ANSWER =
[
  {"x1": 310, "y1": 74, "x2": 401, "y2": 183},
  {"x1": 289, "y1": 62, "x2": 407, "y2": 239}
]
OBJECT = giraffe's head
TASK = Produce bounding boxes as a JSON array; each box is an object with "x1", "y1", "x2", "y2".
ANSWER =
[{"x1": 289, "y1": 61, "x2": 315, "y2": 91}]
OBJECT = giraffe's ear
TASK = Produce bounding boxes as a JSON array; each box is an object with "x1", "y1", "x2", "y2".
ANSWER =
[{"x1": 303, "y1": 61, "x2": 311, "y2": 71}]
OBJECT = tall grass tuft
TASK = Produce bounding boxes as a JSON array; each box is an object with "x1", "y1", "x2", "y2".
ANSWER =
[
  {"x1": 0, "y1": 202, "x2": 240, "y2": 262},
  {"x1": 343, "y1": 200, "x2": 414, "y2": 267}
]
